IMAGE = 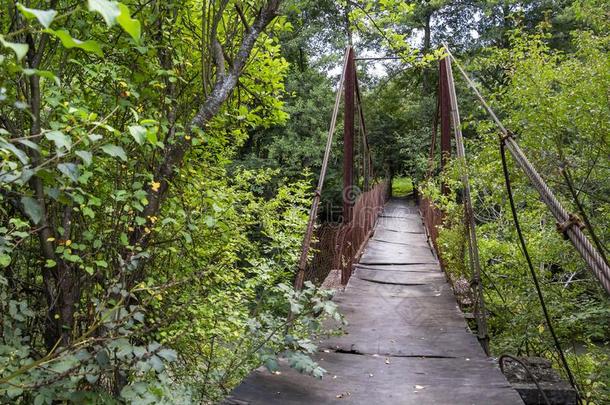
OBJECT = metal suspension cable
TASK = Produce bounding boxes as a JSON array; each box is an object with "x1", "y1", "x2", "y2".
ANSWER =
[
  {"x1": 444, "y1": 58, "x2": 490, "y2": 354},
  {"x1": 561, "y1": 167, "x2": 609, "y2": 266},
  {"x1": 499, "y1": 355, "x2": 551, "y2": 405},
  {"x1": 500, "y1": 141, "x2": 581, "y2": 400},
  {"x1": 294, "y1": 47, "x2": 351, "y2": 290},
  {"x1": 442, "y1": 44, "x2": 610, "y2": 296}
]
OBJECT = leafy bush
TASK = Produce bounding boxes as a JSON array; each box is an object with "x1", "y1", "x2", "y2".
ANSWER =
[
  {"x1": 0, "y1": 1, "x2": 341, "y2": 402},
  {"x1": 391, "y1": 177, "x2": 413, "y2": 197}
]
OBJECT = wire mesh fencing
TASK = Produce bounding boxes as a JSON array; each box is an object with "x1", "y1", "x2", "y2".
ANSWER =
[
  {"x1": 418, "y1": 195, "x2": 444, "y2": 263},
  {"x1": 305, "y1": 182, "x2": 389, "y2": 286}
]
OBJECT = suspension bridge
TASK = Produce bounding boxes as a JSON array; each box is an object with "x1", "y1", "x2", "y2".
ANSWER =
[{"x1": 225, "y1": 46, "x2": 610, "y2": 405}]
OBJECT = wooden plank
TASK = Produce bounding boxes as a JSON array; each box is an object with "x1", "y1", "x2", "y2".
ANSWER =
[
  {"x1": 226, "y1": 353, "x2": 523, "y2": 405},
  {"x1": 332, "y1": 297, "x2": 468, "y2": 329},
  {"x1": 353, "y1": 267, "x2": 446, "y2": 284},
  {"x1": 375, "y1": 216, "x2": 426, "y2": 234},
  {"x1": 320, "y1": 326, "x2": 487, "y2": 359},
  {"x1": 343, "y1": 277, "x2": 454, "y2": 298},
  {"x1": 360, "y1": 245, "x2": 437, "y2": 265},
  {"x1": 354, "y1": 263, "x2": 441, "y2": 273},
  {"x1": 370, "y1": 231, "x2": 431, "y2": 247}
]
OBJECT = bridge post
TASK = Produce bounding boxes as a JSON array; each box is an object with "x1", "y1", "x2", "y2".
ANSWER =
[
  {"x1": 439, "y1": 58, "x2": 452, "y2": 195},
  {"x1": 343, "y1": 47, "x2": 355, "y2": 222},
  {"x1": 355, "y1": 80, "x2": 370, "y2": 192}
]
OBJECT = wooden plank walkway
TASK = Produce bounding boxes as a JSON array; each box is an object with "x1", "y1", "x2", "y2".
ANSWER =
[{"x1": 226, "y1": 198, "x2": 523, "y2": 404}]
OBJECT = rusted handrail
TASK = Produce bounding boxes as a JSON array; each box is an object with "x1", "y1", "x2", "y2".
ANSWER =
[
  {"x1": 294, "y1": 47, "x2": 351, "y2": 290},
  {"x1": 295, "y1": 45, "x2": 386, "y2": 290},
  {"x1": 303, "y1": 182, "x2": 389, "y2": 286},
  {"x1": 419, "y1": 56, "x2": 489, "y2": 355}
]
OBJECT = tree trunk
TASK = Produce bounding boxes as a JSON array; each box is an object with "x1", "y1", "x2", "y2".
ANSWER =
[{"x1": 126, "y1": 0, "x2": 282, "y2": 284}]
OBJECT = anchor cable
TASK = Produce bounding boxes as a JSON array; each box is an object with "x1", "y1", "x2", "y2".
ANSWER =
[{"x1": 499, "y1": 140, "x2": 582, "y2": 402}]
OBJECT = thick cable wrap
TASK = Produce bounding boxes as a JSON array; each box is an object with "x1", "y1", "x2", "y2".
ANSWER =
[{"x1": 505, "y1": 137, "x2": 610, "y2": 295}]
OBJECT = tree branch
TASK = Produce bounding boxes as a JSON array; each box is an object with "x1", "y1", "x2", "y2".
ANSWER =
[{"x1": 126, "y1": 0, "x2": 281, "y2": 270}]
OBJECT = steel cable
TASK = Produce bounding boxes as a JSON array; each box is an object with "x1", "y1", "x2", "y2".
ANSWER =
[
  {"x1": 500, "y1": 140, "x2": 582, "y2": 402},
  {"x1": 498, "y1": 355, "x2": 551, "y2": 405}
]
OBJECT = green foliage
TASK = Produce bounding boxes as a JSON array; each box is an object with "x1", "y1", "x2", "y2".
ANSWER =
[
  {"x1": 366, "y1": 78, "x2": 435, "y2": 181},
  {"x1": 16, "y1": 4, "x2": 58, "y2": 29},
  {"x1": 0, "y1": 36, "x2": 29, "y2": 61},
  {"x1": 391, "y1": 177, "x2": 413, "y2": 197},
  {"x1": 0, "y1": 0, "x2": 341, "y2": 403}
]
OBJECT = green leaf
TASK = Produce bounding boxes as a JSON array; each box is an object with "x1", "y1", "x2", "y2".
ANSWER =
[
  {"x1": 20, "y1": 168, "x2": 35, "y2": 184},
  {"x1": 0, "y1": 254, "x2": 11, "y2": 268},
  {"x1": 45, "y1": 259, "x2": 57, "y2": 268},
  {"x1": 21, "y1": 196, "x2": 43, "y2": 224},
  {"x1": 94, "y1": 260, "x2": 108, "y2": 268},
  {"x1": 45, "y1": 130, "x2": 72, "y2": 151},
  {"x1": 265, "y1": 357, "x2": 279, "y2": 372},
  {"x1": 17, "y1": 3, "x2": 58, "y2": 28},
  {"x1": 0, "y1": 138, "x2": 29, "y2": 164},
  {"x1": 128, "y1": 125, "x2": 146, "y2": 145},
  {"x1": 88, "y1": 0, "x2": 121, "y2": 27},
  {"x1": 101, "y1": 144, "x2": 127, "y2": 161},
  {"x1": 23, "y1": 68, "x2": 60, "y2": 85},
  {"x1": 6, "y1": 386, "x2": 23, "y2": 399},
  {"x1": 117, "y1": 3, "x2": 141, "y2": 42},
  {"x1": 75, "y1": 150, "x2": 93, "y2": 166},
  {"x1": 146, "y1": 130, "x2": 158, "y2": 144},
  {"x1": 34, "y1": 394, "x2": 44, "y2": 405},
  {"x1": 204, "y1": 216, "x2": 216, "y2": 228},
  {"x1": 57, "y1": 162, "x2": 80, "y2": 182},
  {"x1": 44, "y1": 29, "x2": 103, "y2": 57},
  {"x1": 149, "y1": 354, "x2": 164, "y2": 372},
  {"x1": 82, "y1": 206, "x2": 95, "y2": 218},
  {"x1": 17, "y1": 139, "x2": 40, "y2": 152},
  {"x1": 0, "y1": 35, "x2": 29, "y2": 61},
  {"x1": 157, "y1": 348, "x2": 177, "y2": 362},
  {"x1": 298, "y1": 339, "x2": 317, "y2": 354}
]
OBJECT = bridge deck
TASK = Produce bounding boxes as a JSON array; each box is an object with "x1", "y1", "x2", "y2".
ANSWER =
[{"x1": 227, "y1": 198, "x2": 523, "y2": 404}]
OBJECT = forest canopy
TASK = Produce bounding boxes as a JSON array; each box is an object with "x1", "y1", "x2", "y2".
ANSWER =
[{"x1": 0, "y1": 0, "x2": 609, "y2": 403}]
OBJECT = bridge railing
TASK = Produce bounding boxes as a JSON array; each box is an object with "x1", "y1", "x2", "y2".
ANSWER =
[
  {"x1": 305, "y1": 182, "x2": 389, "y2": 286},
  {"x1": 294, "y1": 46, "x2": 386, "y2": 290},
  {"x1": 419, "y1": 56, "x2": 491, "y2": 354},
  {"x1": 418, "y1": 195, "x2": 444, "y2": 266}
]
